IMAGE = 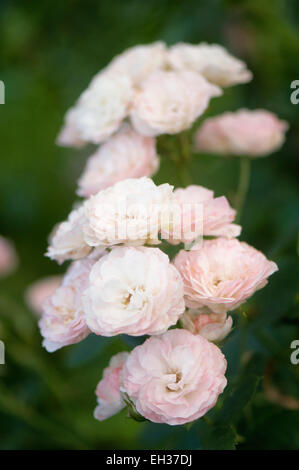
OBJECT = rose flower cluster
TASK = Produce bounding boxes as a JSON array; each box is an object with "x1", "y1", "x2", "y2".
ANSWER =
[{"x1": 36, "y1": 41, "x2": 286, "y2": 426}]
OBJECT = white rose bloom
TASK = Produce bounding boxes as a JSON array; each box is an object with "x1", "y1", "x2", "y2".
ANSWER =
[
  {"x1": 83, "y1": 246, "x2": 185, "y2": 336},
  {"x1": 105, "y1": 41, "x2": 167, "y2": 85},
  {"x1": 130, "y1": 70, "x2": 222, "y2": 136},
  {"x1": 77, "y1": 124, "x2": 159, "y2": 197},
  {"x1": 57, "y1": 73, "x2": 134, "y2": 146},
  {"x1": 181, "y1": 311, "x2": 233, "y2": 343},
  {"x1": 83, "y1": 177, "x2": 174, "y2": 247},
  {"x1": 39, "y1": 255, "x2": 101, "y2": 352},
  {"x1": 46, "y1": 205, "x2": 92, "y2": 264},
  {"x1": 56, "y1": 107, "x2": 86, "y2": 148},
  {"x1": 167, "y1": 42, "x2": 252, "y2": 87}
]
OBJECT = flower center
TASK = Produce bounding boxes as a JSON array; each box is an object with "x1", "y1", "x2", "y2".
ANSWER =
[
  {"x1": 122, "y1": 293, "x2": 132, "y2": 306},
  {"x1": 121, "y1": 285, "x2": 146, "y2": 308},
  {"x1": 175, "y1": 371, "x2": 182, "y2": 383},
  {"x1": 166, "y1": 369, "x2": 183, "y2": 392}
]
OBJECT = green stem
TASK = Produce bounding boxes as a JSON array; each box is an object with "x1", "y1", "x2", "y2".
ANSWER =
[
  {"x1": 238, "y1": 310, "x2": 248, "y2": 372},
  {"x1": 177, "y1": 160, "x2": 193, "y2": 187},
  {"x1": 177, "y1": 132, "x2": 193, "y2": 187},
  {"x1": 158, "y1": 133, "x2": 194, "y2": 187},
  {"x1": 235, "y1": 157, "x2": 251, "y2": 223},
  {"x1": 179, "y1": 132, "x2": 191, "y2": 162}
]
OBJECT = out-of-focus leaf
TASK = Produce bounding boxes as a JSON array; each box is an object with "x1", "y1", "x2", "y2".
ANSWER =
[
  {"x1": 239, "y1": 406, "x2": 299, "y2": 450},
  {"x1": 64, "y1": 334, "x2": 111, "y2": 368},
  {"x1": 121, "y1": 335, "x2": 146, "y2": 348},
  {"x1": 216, "y1": 373, "x2": 261, "y2": 426},
  {"x1": 198, "y1": 423, "x2": 237, "y2": 450}
]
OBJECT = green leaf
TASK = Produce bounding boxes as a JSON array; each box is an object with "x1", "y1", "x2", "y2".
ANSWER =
[
  {"x1": 216, "y1": 373, "x2": 261, "y2": 425},
  {"x1": 122, "y1": 393, "x2": 147, "y2": 423},
  {"x1": 64, "y1": 334, "x2": 111, "y2": 368},
  {"x1": 121, "y1": 335, "x2": 146, "y2": 348},
  {"x1": 198, "y1": 422, "x2": 237, "y2": 450}
]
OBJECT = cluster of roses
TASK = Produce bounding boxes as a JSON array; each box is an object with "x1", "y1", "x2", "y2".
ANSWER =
[{"x1": 38, "y1": 42, "x2": 287, "y2": 426}]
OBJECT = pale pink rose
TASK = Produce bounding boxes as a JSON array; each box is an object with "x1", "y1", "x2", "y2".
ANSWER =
[
  {"x1": 161, "y1": 185, "x2": 241, "y2": 244},
  {"x1": 57, "y1": 73, "x2": 133, "y2": 146},
  {"x1": 25, "y1": 276, "x2": 62, "y2": 316},
  {"x1": 83, "y1": 246, "x2": 185, "y2": 337},
  {"x1": 106, "y1": 42, "x2": 167, "y2": 85},
  {"x1": 195, "y1": 109, "x2": 288, "y2": 157},
  {"x1": 56, "y1": 107, "x2": 86, "y2": 148},
  {"x1": 174, "y1": 239, "x2": 278, "y2": 314},
  {"x1": 181, "y1": 311, "x2": 233, "y2": 342},
  {"x1": 39, "y1": 254, "x2": 102, "y2": 352},
  {"x1": 94, "y1": 352, "x2": 129, "y2": 421},
  {"x1": 122, "y1": 329, "x2": 227, "y2": 425},
  {"x1": 0, "y1": 236, "x2": 18, "y2": 278},
  {"x1": 46, "y1": 205, "x2": 92, "y2": 264},
  {"x1": 77, "y1": 124, "x2": 159, "y2": 197},
  {"x1": 130, "y1": 70, "x2": 221, "y2": 136},
  {"x1": 83, "y1": 177, "x2": 174, "y2": 247},
  {"x1": 167, "y1": 42, "x2": 252, "y2": 87}
]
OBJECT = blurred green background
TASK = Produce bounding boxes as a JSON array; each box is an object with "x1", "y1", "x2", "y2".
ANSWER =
[{"x1": 0, "y1": 0, "x2": 299, "y2": 450}]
